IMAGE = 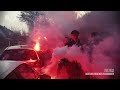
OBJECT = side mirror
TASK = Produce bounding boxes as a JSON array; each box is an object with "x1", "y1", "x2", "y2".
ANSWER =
[{"x1": 40, "y1": 74, "x2": 51, "y2": 79}]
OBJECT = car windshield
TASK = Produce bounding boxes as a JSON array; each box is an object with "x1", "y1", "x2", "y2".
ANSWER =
[{"x1": 0, "y1": 49, "x2": 38, "y2": 61}]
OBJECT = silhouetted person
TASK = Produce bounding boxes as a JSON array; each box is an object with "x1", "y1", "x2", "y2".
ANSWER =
[
  {"x1": 86, "y1": 32, "x2": 100, "y2": 63},
  {"x1": 65, "y1": 30, "x2": 82, "y2": 47},
  {"x1": 64, "y1": 37, "x2": 70, "y2": 46},
  {"x1": 57, "y1": 58, "x2": 89, "y2": 79}
]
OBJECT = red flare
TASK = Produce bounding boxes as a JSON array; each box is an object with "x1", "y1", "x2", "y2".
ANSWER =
[{"x1": 34, "y1": 41, "x2": 40, "y2": 51}]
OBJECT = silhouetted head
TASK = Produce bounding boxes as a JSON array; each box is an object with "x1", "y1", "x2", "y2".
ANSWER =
[
  {"x1": 91, "y1": 32, "x2": 98, "y2": 37},
  {"x1": 71, "y1": 30, "x2": 80, "y2": 41}
]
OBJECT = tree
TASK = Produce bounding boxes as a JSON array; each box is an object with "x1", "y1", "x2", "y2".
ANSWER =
[{"x1": 18, "y1": 11, "x2": 45, "y2": 31}]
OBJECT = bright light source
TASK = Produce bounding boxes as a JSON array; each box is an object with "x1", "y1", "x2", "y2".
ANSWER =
[
  {"x1": 75, "y1": 11, "x2": 91, "y2": 19},
  {"x1": 51, "y1": 76, "x2": 56, "y2": 79},
  {"x1": 28, "y1": 59, "x2": 36, "y2": 63},
  {"x1": 44, "y1": 37, "x2": 47, "y2": 40},
  {"x1": 38, "y1": 37, "x2": 41, "y2": 40},
  {"x1": 34, "y1": 41, "x2": 40, "y2": 51}
]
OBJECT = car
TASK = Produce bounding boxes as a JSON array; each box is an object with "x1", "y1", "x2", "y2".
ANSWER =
[
  {"x1": 0, "y1": 45, "x2": 51, "y2": 79},
  {"x1": 0, "y1": 61, "x2": 40, "y2": 79}
]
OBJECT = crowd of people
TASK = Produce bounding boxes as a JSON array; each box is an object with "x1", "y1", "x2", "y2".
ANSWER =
[
  {"x1": 57, "y1": 30, "x2": 102, "y2": 79},
  {"x1": 37, "y1": 29, "x2": 103, "y2": 79}
]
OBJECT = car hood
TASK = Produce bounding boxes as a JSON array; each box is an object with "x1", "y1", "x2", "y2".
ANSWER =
[{"x1": 0, "y1": 60, "x2": 24, "y2": 79}]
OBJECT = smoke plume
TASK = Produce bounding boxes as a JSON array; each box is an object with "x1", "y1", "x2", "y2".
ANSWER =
[{"x1": 28, "y1": 11, "x2": 120, "y2": 79}]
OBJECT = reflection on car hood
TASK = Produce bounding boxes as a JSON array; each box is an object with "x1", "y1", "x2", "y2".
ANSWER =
[{"x1": 0, "y1": 60, "x2": 24, "y2": 79}]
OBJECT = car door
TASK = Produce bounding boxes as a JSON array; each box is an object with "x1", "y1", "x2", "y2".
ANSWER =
[{"x1": 5, "y1": 63, "x2": 40, "y2": 79}]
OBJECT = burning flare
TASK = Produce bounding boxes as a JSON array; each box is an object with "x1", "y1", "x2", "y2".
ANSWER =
[{"x1": 34, "y1": 41, "x2": 40, "y2": 51}]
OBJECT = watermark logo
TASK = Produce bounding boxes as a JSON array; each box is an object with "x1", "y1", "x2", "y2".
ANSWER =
[{"x1": 85, "y1": 69, "x2": 114, "y2": 75}]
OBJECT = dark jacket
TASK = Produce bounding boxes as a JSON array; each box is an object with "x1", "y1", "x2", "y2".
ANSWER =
[
  {"x1": 65, "y1": 38, "x2": 84, "y2": 51},
  {"x1": 65, "y1": 38, "x2": 82, "y2": 47}
]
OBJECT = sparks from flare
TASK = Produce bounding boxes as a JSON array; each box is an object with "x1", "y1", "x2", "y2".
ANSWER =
[{"x1": 44, "y1": 36, "x2": 47, "y2": 40}]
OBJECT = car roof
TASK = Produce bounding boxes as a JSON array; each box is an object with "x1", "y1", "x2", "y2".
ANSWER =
[
  {"x1": 5, "y1": 45, "x2": 34, "y2": 50},
  {"x1": 2, "y1": 45, "x2": 40, "y2": 60}
]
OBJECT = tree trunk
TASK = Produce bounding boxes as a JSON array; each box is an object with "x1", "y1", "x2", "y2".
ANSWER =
[{"x1": 28, "y1": 22, "x2": 34, "y2": 31}]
